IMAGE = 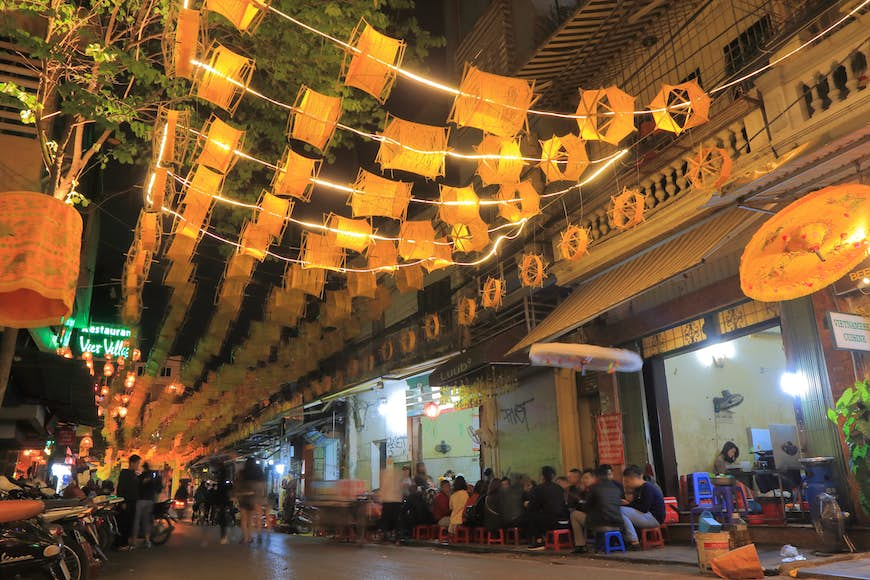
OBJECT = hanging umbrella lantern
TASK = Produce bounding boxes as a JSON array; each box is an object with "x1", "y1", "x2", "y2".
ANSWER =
[{"x1": 740, "y1": 184, "x2": 870, "y2": 302}]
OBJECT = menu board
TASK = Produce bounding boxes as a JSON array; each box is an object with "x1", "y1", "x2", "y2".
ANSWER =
[{"x1": 596, "y1": 413, "x2": 625, "y2": 465}]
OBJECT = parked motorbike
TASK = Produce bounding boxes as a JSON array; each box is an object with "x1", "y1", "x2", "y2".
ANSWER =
[
  {"x1": 150, "y1": 499, "x2": 176, "y2": 546},
  {"x1": 0, "y1": 499, "x2": 72, "y2": 580},
  {"x1": 42, "y1": 504, "x2": 104, "y2": 580},
  {"x1": 289, "y1": 498, "x2": 316, "y2": 534}
]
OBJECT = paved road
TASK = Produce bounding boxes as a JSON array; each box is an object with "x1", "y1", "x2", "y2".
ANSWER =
[{"x1": 97, "y1": 523, "x2": 727, "y2": 579}]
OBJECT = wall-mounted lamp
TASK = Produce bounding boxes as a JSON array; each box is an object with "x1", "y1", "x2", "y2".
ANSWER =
[{"x1": 696, "y1": 341, "x2": 735, "y2": 368}]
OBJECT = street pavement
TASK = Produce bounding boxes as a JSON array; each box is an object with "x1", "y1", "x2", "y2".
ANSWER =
[{"x1": 98, "y1": 522, "x2": 772, "y2": 579}]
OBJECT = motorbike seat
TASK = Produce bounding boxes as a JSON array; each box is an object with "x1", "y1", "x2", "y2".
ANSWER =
[
  {"x1": 0, "y1": 499, "x2": 44, "y2": 523},
  {"x1": 42, "y1": 506, "x2": 89, "y2": 522}
]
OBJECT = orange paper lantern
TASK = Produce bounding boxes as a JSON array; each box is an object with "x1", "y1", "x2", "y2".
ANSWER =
[
  {"x1": 272, "y1": 148, "x2": 320, "y2": 202},
  {"x1": 327, "y1": 214, "x2": 373, "y2": 253},
  {"x1": 346, "y1": 271, "x2": 377, "y2": 299},
  {"x1": 194, "y1": 43, "x2": 255, "y2": 114},
  {"x1": 152, "y1": 107, "x2": 191, "y2": 167},
  {"x1": 399, "y1": 328, "x2": 417, "y2": 353},
  {"x1": 165, "y1": 233, "x2": 197, "y2": 263},
  {"x1": 171, "y1": 7, "x2": 200, "y2": 79},
  {"x1": 376, "y1": 115, "x2": 449, "y2": 179},
  {"x1": 238, "y1": 220, "x2": 271, "y2": 261},
  {"x1": 451, "y1": 219, "x2": 490, "y2": 253},
  {"x1": 349, "y1": 169, "x2": 412, "y2": 220},
  {"x1": 289, "y1": 85, "x2": 342, "y2": 151},
  {"x1": 164, "y1": 260, "x2": 193, "y2": 287},
  {"x1": 519, "y1": 254, "x2": 547, "y2": 287},
  {"x1": 575, "y1": 86, "x2": 636, "y2": 145},
  {"x1": 176, "y1": 166, "x2": 222, "y2": 239},
  {"x1": 686, "y1": 145, "x2": 732, "y2": 190},
  {"x1": 322, "y1": 290, "x2": 352, "y2": 326},
  {"x1": 342, "y1": 20, "x2": 406, "y2": 103},
  {"x1": 255, "y1": 190, "x2": 292, "y2": 240},
  {"x1": 195, "y1": 116, "x2": 245, "y2": 174},
  {"x1": 476, "y1": 136, "x2": 523, "y2": 186},
  {"x1": 225, "y1": 253, "x2": 255, "y2": 280},
  {"x1": 379, "y1": 338, "x2": 395, "y2": 362},
  {"x1": 438, "y1": 185, "x2": 480, "y2": 226},
  {"x1": 396, "y1": 264, "x2": 423, "y2": 293},
  {"x1": 205, "y1": 0, "x2": 270, "y2": 33},
  {"x1": 144, "y1": 166, "x2": 171, "y2": 212},
  {"x1": 424, "y1": 313, "x2": 441, "y2": 340},
  {"x1": 649, "y1": 80, "x2": 710, "y2": 134},
  {"x1": 288, "y1": 263, "x2": 325, "y2": 297},
  {"x1": 450, "y1": 65, "x2": 536, "y2": 138},
  {"x1": 457, "y1": 297, "x2": 477, "y2": 326},
  {"x1": 558, "y1": 225, "x2": 591, "y2": 261},
  {"x1": 538, "y1": 134, "x2": 588, "y2": 183},
  {"x1": 497, "y1": 181, "x2": 540, "y2": 223},
  {"x1": 480, "y1": 277, "x2": 505, "y2": 310},
  {"x1": 398, "y1": 221, "x2": 436, "y2": 261},
  {"x1": 609, "y1": 188, "x2": 646, "y2": 229},
  {"x1": 423, "y1": 238, "x2": 453, "y2": 273},
  {"x1": 301, "y1": 232, "x2": 345, "y2": 271},
  {"x1": 366, "y1": 239, "x2": 398, "y2": 272},
  {"x1": 136, "y1": 211, "x2": 160, "y2": 253},
  {"x1": 740, "y1": 184, "x2": 870, "y2": 302}
]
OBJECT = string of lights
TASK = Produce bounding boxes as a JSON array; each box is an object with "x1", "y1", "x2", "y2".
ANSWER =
[{"x1": 264, "y1": 0, "x2": 870, "y2": 118}]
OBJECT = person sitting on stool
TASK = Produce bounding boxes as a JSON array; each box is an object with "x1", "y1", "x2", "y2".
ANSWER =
[{"x1": 620, "y1": 465, "x2": 666, "y2": 549}]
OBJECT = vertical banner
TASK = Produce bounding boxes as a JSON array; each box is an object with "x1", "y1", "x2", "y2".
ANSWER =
[{"x1": 596, "y1": 413, "x2": 625, "y2": 465}]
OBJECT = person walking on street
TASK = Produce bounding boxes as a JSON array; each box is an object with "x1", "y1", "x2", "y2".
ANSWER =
[
  {"x1": 116, "y1": 454, "x2": 141, "y2": 549},
  {"x1": 235, "y1": 458, "x2": 267, "y2": 544},
  {"x1": 131, "y1": 462, "x2": 162, "y2": 548}
]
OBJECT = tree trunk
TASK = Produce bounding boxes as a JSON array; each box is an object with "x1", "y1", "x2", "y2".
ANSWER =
[{"x1": 0, "y1": 327, "x2": 19, "y2": 407}]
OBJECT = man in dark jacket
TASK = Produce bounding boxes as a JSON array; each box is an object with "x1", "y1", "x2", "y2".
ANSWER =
[
  {"x1": 576, "y1": 465, "x2": 626, "y2": 552},
  {"x1": 526, "y1": 466, "x2": 568, "y2": 550},
  {"x1": 620, "y1": 464, "x2": 666, "y2": 547},
  {"x1": 116, "y1": 454, "x2": 141, "y2": 549}
]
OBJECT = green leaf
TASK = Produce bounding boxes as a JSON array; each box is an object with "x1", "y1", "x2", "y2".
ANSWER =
[{"x1": 827, "y1": 408, "x2": 839, "y2": 424}]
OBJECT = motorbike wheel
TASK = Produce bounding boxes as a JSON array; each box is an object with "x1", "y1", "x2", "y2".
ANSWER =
[
  {"x1": 61, "y1": 544, "x2": 83, "y2": 580},
  {"x1": 67, "y1": 539, "x2": 92, "y2": 580},
  {"x1": 150, "y1": 517, "x2": 173, "y2": 545},
  {"x1": 97, "y1": 522, "x2": 113, "y2": 552}
]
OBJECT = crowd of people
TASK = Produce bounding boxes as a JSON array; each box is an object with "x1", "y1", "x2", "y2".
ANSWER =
[
  {"x1": 116, "y1": 454, "x2": 164, "y2": 549},
  {"x1": 380, "y1": 462, "x2": 666, "y2": 552},
  {"x1": 190, "y1": 457, "x2": 268, "y2": 544}
]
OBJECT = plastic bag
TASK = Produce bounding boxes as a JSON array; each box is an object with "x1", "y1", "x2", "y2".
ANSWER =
[{"x1": 710, "y1": 544, "x2": 765, "y2": 579}]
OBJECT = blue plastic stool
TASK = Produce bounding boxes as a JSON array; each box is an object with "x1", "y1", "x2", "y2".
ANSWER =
[
  {"x1": 596, "y1": 530, "x2": 626, "y2": 554},
  {"x1": 692, "y1": 472, "x2": 714, "y2": 506}
]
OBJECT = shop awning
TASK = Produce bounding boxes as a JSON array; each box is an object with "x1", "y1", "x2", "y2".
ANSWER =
[
  {"x1": 430, "y1": 325, "x2": 528, "y2": 386},
  {"x1": 7, "y1": 351, "x2": 100, "y2": 426},
  {"x1": 508, "y1": 209, "x2": 764, "y2": 354}
]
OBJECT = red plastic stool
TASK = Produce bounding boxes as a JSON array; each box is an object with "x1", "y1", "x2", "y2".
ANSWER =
[
  {"x1": 413, "y1": 525, "x2": 433, "y2": 540},
  {"x1": 505, "y1": 527, "x2": 521, "y2": 545},
  {"x1": 472, "y1": 527, "x2": 486, "y2": 544},
  {"x1": 641, "y1": 526, "x2": 665, "y2": 550},
  {"x1": 545, "y1": 529, "x2": 573, "y2": 551},
  {"x1": 451, "y1": 526, "x2": 471, "y2": 544},
  {"x1": 487, "y1": 529, "x2": 505, "y2": 545}
]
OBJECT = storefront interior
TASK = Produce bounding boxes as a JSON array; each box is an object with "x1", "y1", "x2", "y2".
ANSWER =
[{"x1": 662, "y1": 325, "x2": 800, "y2": 478}]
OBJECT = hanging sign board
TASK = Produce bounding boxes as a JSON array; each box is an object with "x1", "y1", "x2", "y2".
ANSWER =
[
  {"x1": 70, "y1": 322, "x2": 132, "y2": 358},
  {"x1": 596, "y1": 413, "x2": 625, "y2": 465},
  {"x1": 828, "y1": 311, "x2": 870, "y2": 352},
  {"x1": 832, "y1": 255, "x2": 870, "y2": 295},
  {"x1": 56, "y1": 425, "x2": 76, "y2": 447}
]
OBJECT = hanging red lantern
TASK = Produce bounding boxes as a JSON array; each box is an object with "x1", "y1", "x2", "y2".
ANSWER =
[{"x1": 424, "y1": 401, "x2": 441, "y2": 419}]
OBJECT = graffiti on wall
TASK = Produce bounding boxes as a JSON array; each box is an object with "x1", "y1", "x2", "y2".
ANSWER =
[
  {"x1": 386, "y1": 435, "x2": 408, "y2": 458},
  {"x1": 500, "y1": 398, "x2": 535, "y2": 431}
]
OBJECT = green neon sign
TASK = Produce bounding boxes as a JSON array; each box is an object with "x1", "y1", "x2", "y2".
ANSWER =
[{"x1": 71, "y1": 322, "x2": 131, "y2": 358}]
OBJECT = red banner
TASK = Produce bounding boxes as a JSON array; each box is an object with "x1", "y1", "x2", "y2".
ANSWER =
[
  {"x1": 56, "y1": 426, "x2": 76, "y2": 447},
  {"x1": 596, "y1": 413, "x2": 625, "y2": 466}
]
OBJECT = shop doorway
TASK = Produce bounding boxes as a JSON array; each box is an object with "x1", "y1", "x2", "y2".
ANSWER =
[
  {"x1": 661, "y1": 325, "x2": 799, "y2": 479},
  {"x1": 370, "y1": 441, "x2": 386, "y2": 490}
]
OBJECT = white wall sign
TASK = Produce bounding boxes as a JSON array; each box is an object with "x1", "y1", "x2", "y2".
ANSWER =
[{"x1": 828, "y1": 311, "x2": 870, "y2": 352}]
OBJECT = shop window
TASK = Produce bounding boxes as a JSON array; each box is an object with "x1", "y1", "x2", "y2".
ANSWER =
[
  {"x1": 662, "y1": 325, "x2": 800, "y2": 482},
  {"x1": 160, "y1": 367, "x2": 172, "y2": 377},
  {"x1": 723, "y1": 15, "x2": 772, "y2": 96}
]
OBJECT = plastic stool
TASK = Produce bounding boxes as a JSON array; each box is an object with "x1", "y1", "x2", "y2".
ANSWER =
[
  {"x1": 596, "y1": 530, "x2": 626, "y2": 554},
  {"x1": 413, "y1": 525, "x2": 432, "y2": 540},
  {"x1": 451, "y1": 526, "x2": 471, "y2": 544},
  {"x1": 472, "y1": 527, "x2": 486, "y2": 544},
  {"x1": 640, "y1": 527, "x2": 665, "y2": 550},
  {"x1": 487, "y1": 529, "x2": 505, "y2": 545},
  {"x1": 545, "y1": 529, "x2": 573, "y2": 551},
  {"x1": 505, "y1": 527, "x2": 521, "y2": 545},
  {"x1": 692, "y1": 472, "x2": 714, "y2": 507}
]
